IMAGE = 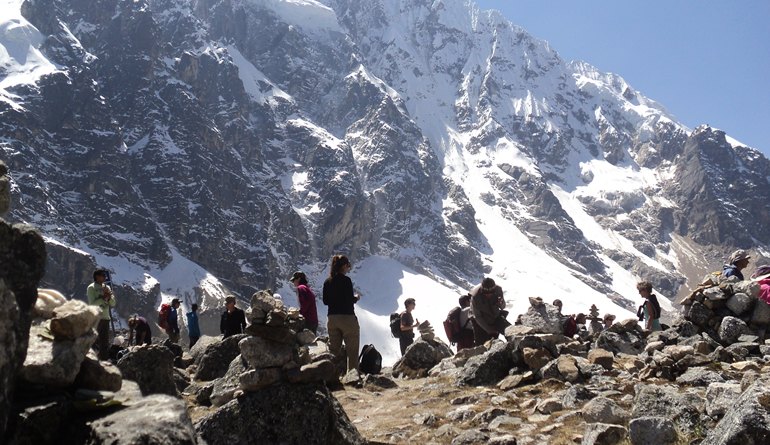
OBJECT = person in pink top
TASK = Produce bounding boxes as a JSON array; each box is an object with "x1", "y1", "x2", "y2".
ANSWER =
[
  {"x1": 290, "y1": 271, "x2": 319, "y2": 334},
  {"x1": 752, "y1": 266, "x2": 770, "y2": 304}
]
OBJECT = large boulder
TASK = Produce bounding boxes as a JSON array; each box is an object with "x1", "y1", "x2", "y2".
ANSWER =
[
  {"x1": 702, "y1": 378, "x2": 770, "y2": 445},
  {"x1": 582, "y1": 397, "x2": 629, "y2": 425},
  {"x1": 632, "y1": 384, "x2": 704, "y2": 436},
  {"x1": 195, "y1": 382, "x2": 366, "y2": 445},
  {"x1": 117, "y1": 345, "x2": 179, "y2": 397},
  {"x1": 209, "y1": 355, "x2": 249, "y2": 407},
  {"x1": 454, "y1": 340, "x2": 513, "y2": 387},
  {"x1": 628, "y1": 417, "x2": 678, "y2": 445},
  {"x1": 718, "y1": 317, "x2": 752, "y2": 345},
  {"x1": 189, "y1": 335, "x2": 221, "y2": 364},
  {"x1": 520, "y1": 298, "x2": 562, "y2": 334},
  {"x1": 74, "y1": 353, "x2": 123, "y2": 392},
  {"x1": 19, "y1": 325, "x2": 95, "y2": 387},
  {"x1": 392, "y1": 337, "x2": 453, "y2": 377},
  {"x1": 704, "y1": 382, "x2": 742, "y2": 418},
  {"x1": 87, "y1": 395, "x2": 197, "y2": 444},
  {"x1": 725, "y1": 293, "x2": 752, "y2": 316},
  {"x1": 195, "y1": 334, "x2": 247, "y2": 381},
  {"x1": 49, "y1": 300, "x2": 101, "y2": 340}
]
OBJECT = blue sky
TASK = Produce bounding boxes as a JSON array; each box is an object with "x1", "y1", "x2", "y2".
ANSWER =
[{"x1": 474, "y1": 0, "x2": 770, "y2": 157}]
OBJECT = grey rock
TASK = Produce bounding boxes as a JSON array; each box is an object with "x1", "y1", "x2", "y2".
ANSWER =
[
  {"x1": 687, "y1": 301, "x2": 715, "y2": 328},
  {"x1": 195, "y1": 382, "x2": 366, "y2": 445},
  {"x1": 562, "y1": 384, "x2": 597, "y2": 409},
  {"x1": 117, "y1": 344, "x2": 178, "y2": 397},
  {"x1": 413, "y1": 412, "x2": 437, "y2": 425},
  {"x1": 451, "y1": 430, "x2": 489, "y2": 445},
  {"x1": 0, "y1": 160, "x2": 8, "y2": 214},
  {"x1": 522, "y1": 347, "x2": 553, "y2": 371},
  {"x1": 726, "y1": 293, "x2": 752, "y2": 316},
  {"x1": 3, "y1": 398, "x2": 77, "y2": 445},
  {"x1": 536, "y1": 397, "x2": 563, "y2": 414},
  {"x1": 1, "y1": 279, "x2": 23, "y2": 437},
  {"x1": 362, "y1": 373, "x2": 398, "y2": 390},
  {"x1": 719, "y1": 316, "x2": 752, "y2": 345},
  {"x1": 628, "y1": 416, "x2": 678, "y2": 445},
  {"x1": 588, "y1": 348, "x2": 614, "y2": 370},
  {"x1": 195, "y1": 334, "x2": 247, "y2": 381},
  {"x1": 582, "y1": 423, "x2": 627, "y2": 445},
  {"x1": 751, "y1": 299, "x2": 770, "y2": 326},
  {"x1": 447, "y1": 406, "x2": 475, "y2": 422},
  {"x1": 189, "y1": 335, "x2": 221, "y2": 364},
  {"x1": 520, "y1": 302, "x2": 563, "y2": 334},
  {"x1": 250, "y1": 290, "x2": 279, "y2": 314},
  {"x1": 183, "y1": 381, "x2": 214, "y2": 406},
  {"x1": 557, "y1": 354, "x2": 580, "y2": 382},
  {"x1": 454, "y1": 340, "x2": 513, "y2": 387},
  {"x1": 594, "y1": 330, "x2": 645, "y2": 356},
  {"x1": 733, "y1": 280, "x2": 761, "y2": 299},
  {"x1": 239, "y1": 336, "x2": 293, "y2": 369},
  {"x1": 632, "y1": 385, "x2": 703, "y2": 435},
  {"x1": 74, "y1": 353, "x2": 122, "y2": 392},
  {"x1": 702, "y1": 378, "x2": 770, "y2": 445},
  {"x1": 88, "y1": 395, "x2": 197, "y2": 444},
  {"x1": 287, "y1": 359, "x2": 335, "y2": 384},
  {"x1": 295, "y1": 329, "x2": 316, "y2": 345},
  {"x1": 240, "y1": 367, "x2": 283, "y2": 391},
  {"x1": 393, "y1": 337, "x2": 453, "y2": 376},
  {"x1": 676, "y1": 367, "x2": 726, "y2": 387},
  {"x1": 50, "y1": 300, "x2": 101, "y2": 340},
  {"x1": 19, "y1": 325, "x2": 95, "y2": 387},
  {"x1": 209, "y1": 354, "x2": 249, "y2": 407},
  {"x1": 488, "y1": 434, "x2": 518, "y2": 445},
  {"x1": 582, "y1": 397, "x2": 628, "y2": 425},
  {"x1": 704, "y1": 382, "x2": 742, "y2": 418},
  {"x1": 244, "y1": 324, "x2": 296, "y2": 344}
]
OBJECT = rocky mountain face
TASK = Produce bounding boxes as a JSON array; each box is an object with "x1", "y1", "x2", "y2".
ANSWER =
[{"x1": 2, "y1": 0, "x2": 769, "y2": 323}]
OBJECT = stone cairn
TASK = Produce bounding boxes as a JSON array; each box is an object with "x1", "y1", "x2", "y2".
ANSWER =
[
  {"x1": 418, "y1": 320, "x2": 435, "y2": 341},
  {"x1": 237, "y1": 290, "x2": 333, "y2": 393},
  {"x1": 586, "y1": 304, "x2": 603, "y2": 336}
]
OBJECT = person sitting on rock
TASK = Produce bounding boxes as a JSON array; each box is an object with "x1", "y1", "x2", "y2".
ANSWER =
[
  {"x1": 399, "y1": 298, "x2": 419, "y2": 355},
  {"x1": 470, "y1": 277, "x2": 510, "y2": 346},
  {"x1": 186, "y1": 303, "x2": 201, "y2": 349},
  {"x1": 220, "y1": 295, "x2": 247, "y2": 338},
  {"x1": 637, "y1": 281, "x2": 662, "y2": 332},
  {"x1": 723, "y1": 249, "x2": 751, "y2": 281},
  {"x1": 128, "y1": 315, "x2": 152, "y2": 346},
  {"x1": 87, "y1": 268, "x2": 116, "y2": 360},
  {"x1": 603, "y1": 313, "x2": 616, "y2": 329},
  {"x1": 290, "y1": 271, "x2": 319, "y2": 335}
]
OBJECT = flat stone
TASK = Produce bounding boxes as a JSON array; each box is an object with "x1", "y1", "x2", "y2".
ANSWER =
[
  {"x1": 20, "y1": 325, "x2": 95, "y2": 387},
  {"x1": 239, "y1": 368, "x2": 283, "y2": 392}
]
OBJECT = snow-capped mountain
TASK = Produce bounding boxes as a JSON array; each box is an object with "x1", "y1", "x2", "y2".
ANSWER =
[{"x1": 2, "y1": 0, "x2": 769, "y2": 363}]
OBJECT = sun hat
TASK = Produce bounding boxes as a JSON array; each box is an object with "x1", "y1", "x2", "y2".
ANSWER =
[
  {"x1": 751, "y1": 265, "x2": 770, "y2": 281},
  {"x1": 728, "y1": 249, "x2": 751, "y2": 265}
]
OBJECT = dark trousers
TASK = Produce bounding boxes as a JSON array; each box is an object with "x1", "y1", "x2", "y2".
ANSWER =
[
  {"x1": 399, "y1": 334, "x2": 414, "y2": 355},
  {"x1": 189, "y1": 335, "x2": 199, "y2": 349},
  {"x1": 471, "y1": 316, "x2": 510, "y2": 347},
  {"x1": 96, "y1": 319, "x2": 110, "y2": 360}
]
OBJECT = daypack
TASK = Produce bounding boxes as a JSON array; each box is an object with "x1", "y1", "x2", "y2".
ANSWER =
[
  {"x1": 359, "y1": 344, "x2": 382, "y2": 375},
  {"x1": 443, "y1": 306, "x2": 462, "y2": 344},
  {"x1": 564, "y1": 315, "x2": 578, "y2": 337},
  {"x1": 158, "y1": 303, "x2": 172, "y2": 330},
  {"x1": 389, "y1": 312, "x2": 402, "y2": 338}
]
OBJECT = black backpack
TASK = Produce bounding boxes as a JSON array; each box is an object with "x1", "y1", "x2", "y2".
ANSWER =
[
  {"x1": 389, "y1": 312, "x2": 402, "y2": 338},
  {"x1": 359, "y1": 344, "x2": 382, "y2": 375}
]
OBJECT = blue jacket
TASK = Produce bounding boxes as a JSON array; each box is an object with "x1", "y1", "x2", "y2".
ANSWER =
[
  {"x1": 186, "y1": 311, "x2": 200, "y2": 337},
  {"x1": 168, "y1": 307, "x2": 179, "y2": 333},
  {"x1": 722, "y1": 264, "x2": 744, "y2": 281}
]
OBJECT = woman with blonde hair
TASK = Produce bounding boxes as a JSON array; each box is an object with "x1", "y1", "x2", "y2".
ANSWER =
[{"x1": 322, "y1": 255, "x2": 360, "y2": 373}]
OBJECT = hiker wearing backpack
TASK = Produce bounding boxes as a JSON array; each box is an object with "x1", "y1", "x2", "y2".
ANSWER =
[
  {"x1": 87, "y1": 268, "x2": 116, "y2": 360},
  {"x1": 723, "y1": 249, "x2": 751, "y2": 281},
  {"x1": 220, "y1": 295, "x2": 247, "y2": 338},
  {"x1": 398, "y1": 298, "x2": 419, "y2": 355},
  {"x1": 637, "y1": 281, "x2": 662, "y2": 332},
  {"x1": 443, "y1": 295, "x2": 473, "y2": 352},
  {"x1": 323, "y1": 254, "x2": 361, "y2": 373},
  {"x1": 186, "y1": 303, "x2": 201, "y2": 348},
  {"x1": 161, "y1": 298, "x2": 182, "y2": 343},
  {"x1": 469, "y1": 277, "x2": 510, "y2": 346}
]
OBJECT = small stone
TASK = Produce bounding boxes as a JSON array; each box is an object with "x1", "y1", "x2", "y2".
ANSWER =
[
  {"x1": 582, "y1": 397, "x2": 628, "y2": 425},
  {"x1": 628, "y1": 417, "x2": 677, "y2": 445}
]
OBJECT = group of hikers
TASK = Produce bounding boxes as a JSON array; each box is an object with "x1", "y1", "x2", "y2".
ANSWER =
[{"x1": 87, "y1": 248, "x2": 770, "y2": 375}]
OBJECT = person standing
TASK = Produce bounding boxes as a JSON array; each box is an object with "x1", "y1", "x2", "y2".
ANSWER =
[
  {"x1": 399, "y1": 298, "x2": 419, "y2": 355},
  {"x1": 87, "y1": 268, "x2": 116, "y2": 360},
  {"x1": 469, "y1": 277, "x2": 510, "y2": 346},
  {"x1": 166, "y1": 298, "x2": 182, "y2": 343},
  {"x1": 127, "y1": 315, "x2": 152, "y2": 346},
  {"x1": 322, "y1": 254, "x2": 361, "y2": 373},
  {"x1": 186, "y1": 303, "x2": 201, "y2": 348},
  {"x1": 290, "y1": 271, "x2": 319, "y2": 335},
  {"x1": 220, "y1": 295, "x2": 246, "y2": 338},
  {"x1": 637, "y1": 281, "x2": 662, "y2": 331}
]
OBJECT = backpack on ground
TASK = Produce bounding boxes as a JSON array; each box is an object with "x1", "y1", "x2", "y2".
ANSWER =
[
  {"x1": 443, "y1": 306, "x2": 462, "y2": 344},
  {"x1": 158, "y1": 303, "x2": 172, "y2": 330},
  {"x1": 359, "y1": 344, "x2": 382, "y2": 375},
  {"x1": 389, "y1": 312, "x2": 402, "y2": 338}
]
